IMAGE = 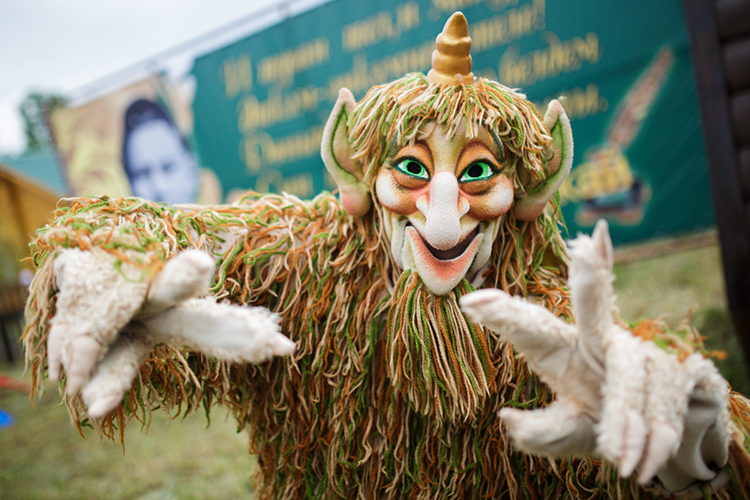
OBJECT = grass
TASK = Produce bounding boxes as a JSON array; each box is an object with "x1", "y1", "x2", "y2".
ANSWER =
[
  {"x1": 0, "y1": 365, "x2": 257, "y2": 500},
  {"x1": 0, "y1": 242, "x2": 747, "y2": 498}
]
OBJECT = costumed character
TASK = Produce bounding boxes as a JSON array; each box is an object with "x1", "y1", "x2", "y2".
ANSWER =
[{"x1": 22, "y1": 12, "x2": 750, "y2": 499}]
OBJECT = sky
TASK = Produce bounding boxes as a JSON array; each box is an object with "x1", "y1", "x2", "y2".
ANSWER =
[{"x1": 0, "y1": 0, "x2": 327, "y2": 155}]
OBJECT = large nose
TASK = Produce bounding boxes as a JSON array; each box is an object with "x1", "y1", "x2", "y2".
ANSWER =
[{"x1": 418, "y1": 171, "x2": 466, "y2": 250}]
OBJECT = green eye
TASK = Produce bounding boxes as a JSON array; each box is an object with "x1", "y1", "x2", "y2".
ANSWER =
[
  {"x1": 395, "y1": 159, "x2": 429, "y2": 179},
  {"x1": 460, "y1": 162, "x2": 495, "y2": 182}
]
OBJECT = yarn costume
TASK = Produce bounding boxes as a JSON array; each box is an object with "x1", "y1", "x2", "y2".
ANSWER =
[{"x1": 23, "y1": 13, "x2": 750, "y2": 500}]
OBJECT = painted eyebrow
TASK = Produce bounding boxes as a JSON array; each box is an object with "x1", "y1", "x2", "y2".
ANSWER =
[
  {"x1": 458, "y1": 140, "x2": 504, "y2": 173},
  {"x1": 390, "y1": 141, "x2": 433, "y2": 166}
]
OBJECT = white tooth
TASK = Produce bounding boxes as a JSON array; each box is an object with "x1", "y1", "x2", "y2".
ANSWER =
[
  {"x1": 469, "y1": 219, "x2": 501, "y2": 274},
  {"x1": 391, "y1": 217, "x2": 408, "y2": 269}
]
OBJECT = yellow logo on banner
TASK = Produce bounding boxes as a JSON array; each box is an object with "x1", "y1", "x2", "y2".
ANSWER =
[{"x1": 559, "y1": 146, "x2": 634, "y2": 206}]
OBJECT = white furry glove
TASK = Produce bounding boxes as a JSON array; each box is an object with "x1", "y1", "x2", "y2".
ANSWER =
[
  {"x1": 48, "y1": 248, "x2": 295, "y2": 419},
  {"x1": 460, "y1": 221, "x2": 730, "y2": 493}
]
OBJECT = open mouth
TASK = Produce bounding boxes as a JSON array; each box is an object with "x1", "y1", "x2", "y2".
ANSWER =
[
  {"x1": 409, "y1": 224, "x2": 480, "y2": 260},
  {"x1": 404, "y1": 225, "x2": 484, "y2": 295}
]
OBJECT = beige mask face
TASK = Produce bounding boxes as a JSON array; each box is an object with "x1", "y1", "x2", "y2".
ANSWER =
[
  {"x1": 376, "y1": 123, "x2": 512, "y2": 295},
  {"x1": 321, "y1": 12, "x2": 574, "y2": 296}
]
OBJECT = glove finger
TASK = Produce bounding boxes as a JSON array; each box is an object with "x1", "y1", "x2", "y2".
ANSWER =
[
  {"x1": 598, "y1": 331, "x2": 647, "y2": 466},
  {"x1": 460, "y1": 290, "x2": 577, "y2": 376},
  {"x1": 47, "y1": 322, "x2": 66, "y2": 382},
  {"x1": 64, "y1": 336, "x2": 102, "y2": 396},
  {"x1": 141, "y1": 298, "x2": 295, "y2": 364},
  {"x1": 642, "y1": 347, "x2": 692, "y2": 434},
  {"x1": 638, "y1": 422, "x2": 679, "y2": 485},
  {"x1": 619, "y1": 409, "x2": 647, "y2": 478},
  {"x1": 141, "y1": 250, "x2": 215, "y2": 315},
  {"x1": 83, "y1": 326, "x2": 154, "y2": 418},
  {"x1": 567, "y1": 220, "x2": 615, "y2": 375},
  {"x1": 500, "y1": 398, "x2": 597, "y2": 458}
]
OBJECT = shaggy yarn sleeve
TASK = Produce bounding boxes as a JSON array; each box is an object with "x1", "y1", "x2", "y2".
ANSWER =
[{"x1": 22, "y1": 192, "x2": 381, "y2": 442}]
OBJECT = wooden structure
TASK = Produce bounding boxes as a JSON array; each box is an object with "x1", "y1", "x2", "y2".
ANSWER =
[
  {"x1": 0, "y1": 161, "x2": 63, "y2": 268},
  {"x1": 683, "y1": 0, "x2": 750, "y2": 361},
  {"x1": 0, "y1": 161, "x2": 62, "y2": 362},
  {"x1": 0, "y1": 285, "x2": 26, "y2": 363}
]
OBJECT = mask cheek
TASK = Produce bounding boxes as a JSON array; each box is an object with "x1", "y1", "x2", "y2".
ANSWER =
[
  {"x1": 467, "y1": 179, "x2": 514, "y2": 220},
  {"x1": 376, "y1": 173, "x2": 420, "y2": 215}
]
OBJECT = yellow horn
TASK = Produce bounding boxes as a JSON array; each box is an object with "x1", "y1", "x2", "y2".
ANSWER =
[{"x1": 427, "y1": 12, "x2": 474, "y2": 86}]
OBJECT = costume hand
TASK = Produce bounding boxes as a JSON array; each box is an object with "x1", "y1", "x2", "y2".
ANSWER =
[
  {"x1": 48, "y1": 248, "x2": 295, "y2": 418},
  {"x1": 460, "y1": 221, "x2": 729, "y2": 491}
]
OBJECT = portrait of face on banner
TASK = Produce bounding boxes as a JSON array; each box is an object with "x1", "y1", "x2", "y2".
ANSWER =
[
  {"x1": 121, "y1": 99, "x2": 198, "y2": 204},
  {"x1": 50, "y1": 76, "x2": 207, "y2": 205}
]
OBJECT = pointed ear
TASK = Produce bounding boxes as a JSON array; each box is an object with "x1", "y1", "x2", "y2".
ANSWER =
[
  {"x1": 592, "y1": 219, "x2": 614, "y2": 271},
  {"x1": 321, "y1": 88, "x2": 371, "y2": 216},
  {"x1": 514, "y1": 99, "x2": 574, "y2": 221}
]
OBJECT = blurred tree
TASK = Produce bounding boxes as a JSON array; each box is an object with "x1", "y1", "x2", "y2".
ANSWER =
[{"x1": 18, "y1": 93, "x2": 68, "y2": 151}]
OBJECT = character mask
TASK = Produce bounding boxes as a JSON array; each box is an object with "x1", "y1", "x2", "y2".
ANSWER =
[{"x1": 322, "y1": 12, "x2": 573, "y2": 296}]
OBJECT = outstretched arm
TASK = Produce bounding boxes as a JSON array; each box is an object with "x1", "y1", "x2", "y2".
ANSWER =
[
  {"x1": 461, "y1": 220, "x2": 736, "y2": 494},
  {"x1": 24, "y1": 196, "x2": 296, "y2": 427}
]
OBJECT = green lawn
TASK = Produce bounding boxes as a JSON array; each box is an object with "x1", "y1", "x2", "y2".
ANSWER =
[
  {"x1": 0, "y1": 366, "x2": 257, "y2": 500},
  {"x1": 0, "y1": 242, "x2": 747, "y2": 499}
]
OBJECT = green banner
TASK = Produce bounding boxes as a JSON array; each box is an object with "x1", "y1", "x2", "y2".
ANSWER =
[{"x1": 191, "y1": 0, "x2": 713, "y2": 245}]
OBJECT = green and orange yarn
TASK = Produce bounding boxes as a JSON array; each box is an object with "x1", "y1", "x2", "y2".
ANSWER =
[{"x1": 22, "y1": 193, "x2": 750, "y2": 499}]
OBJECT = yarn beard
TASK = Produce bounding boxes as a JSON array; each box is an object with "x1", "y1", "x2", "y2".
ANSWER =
[{"x1": 385, "y1": 269, "x2": 496, "y2": 421}]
